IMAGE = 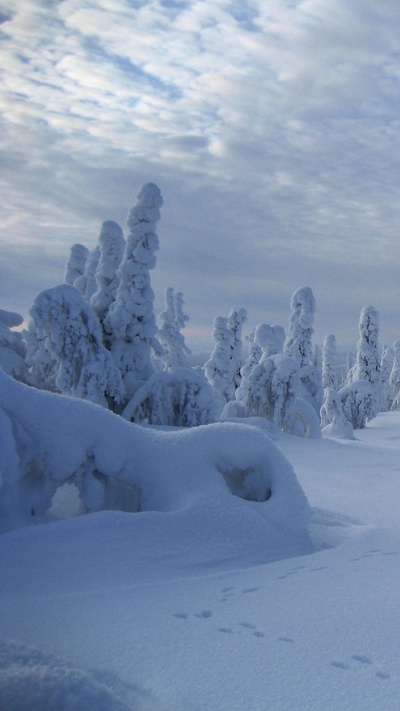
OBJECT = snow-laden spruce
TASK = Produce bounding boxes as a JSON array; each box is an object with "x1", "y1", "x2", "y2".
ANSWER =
[
  {"x1": 74, "y1": 246, "x2": 100, "y2": 300},
  {"x1": 236, "y1": 323, "x2": 285, "y2": 410},
  {"x1": 227, "y1": 306, "x2": 247, "y2": 390},
  {"x1": 389, "y1": 341, "x2": 400, "y2": 411},
  {"x1": 322, "y1": 334, "x2": 337, "y2": 392},
  {"x1": 204, "y1": 316, "x2": 235, "y2": 412},
  {"x1": 238, "y1": 353, "x2": 299, "y2": 432},
  {"x1": 284, "y1": 287, "x2": 322, "y2": 413},
  {"x1": 0, "y1": 309, "x2": 29, "y2": 383},
  {"x1": 104, "y1": 183, "x2": 163, "y2": 399},
  {"x1": 64, "y1": 243, "x2": 89, "y2": 286},
  {"x1": 91, "y1": 220, "x2": 126, "y2": 328},
  {"x1": 338, "y1": 379, "x2": 374, "y2": 429},
  {"x1": 122, "y1": 367, "x2": 216, "y2": 426},
  {"x1": 158, "y1": 287, "x2": 191, "y2": 369},
  {"x1": 380, "y1": 344, "x2": 394, "y2": 411},
  {"x1": 29, "y1": 285, "x2": 124, "y2": 407},
  {"x1": 348, "y1": 305, "x2": 381, "y2": 422}
]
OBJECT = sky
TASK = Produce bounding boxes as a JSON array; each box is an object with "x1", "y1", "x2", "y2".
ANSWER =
[{"x1": 1, "y1": 0, "x2": 400, "y2": 350}]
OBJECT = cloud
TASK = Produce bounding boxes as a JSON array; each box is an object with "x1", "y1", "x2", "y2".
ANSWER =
[{"x1": 1, "y1": 0, "x2": 400, "y2": 349}]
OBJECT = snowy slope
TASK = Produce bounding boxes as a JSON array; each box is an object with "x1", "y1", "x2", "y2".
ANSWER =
[{"x1": 2, "y1": 396, "x2": 400, "y2": 708}]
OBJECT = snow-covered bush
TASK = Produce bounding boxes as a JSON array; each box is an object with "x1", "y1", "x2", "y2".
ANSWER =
[
  {"x1": 291, "y1": 397, "x2": 321, "y2": 439},
  {"x1": 122, "y1": 367, "x2": 216, "y2": 426},
  {"x1": 236, "y1": 323, "x2": 285, "y2": 410},
  {"x1": 320, "y1": 388, "x2": 354, "y2": 439},
  {"x1": 104, "y1": 183, "x2": 163, "y2": 399},
  {"x1": 0, "y1": 309, "x2": 29, "y2": 383},
  {"x1": 29, "y1": 285, "x2": 124, "y2": 407},
  {"x1": 338, "y1": 379, "x2": 374, "y2": 429},
  {"x1": 240, "y1": 353, "x2": 300, "y2": 433},
  {"x1": 64, "y1": 243, "x2": 89, "y2": 286},
  {"x1": 158, "y1": 288, "x2": 191, "y2": 369},
  {"x1": 284, "y1": 287, "x2": 322, "y2": 413}
]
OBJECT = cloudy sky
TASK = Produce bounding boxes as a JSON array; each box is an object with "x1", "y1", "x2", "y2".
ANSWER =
[{"x1": 1, "y1": 0, "x2": 400, "y2": 350}]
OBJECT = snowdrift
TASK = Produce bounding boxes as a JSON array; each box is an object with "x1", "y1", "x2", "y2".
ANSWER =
[{"x1": 0, "y1": 370, "x2": 312, "y2": 565}]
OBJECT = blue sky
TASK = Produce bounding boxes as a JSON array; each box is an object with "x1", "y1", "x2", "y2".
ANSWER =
[{"x1": 1, "y1": 0, "x2": 400, "y2": 349}]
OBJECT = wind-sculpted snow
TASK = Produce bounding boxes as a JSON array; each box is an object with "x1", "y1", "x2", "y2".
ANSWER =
[
  {"x1": 0, "y1": 370, "x2": 312, "y2": 563},
  {"x1": 0, "y1": 639, "x2": 132, "y2": 711}
]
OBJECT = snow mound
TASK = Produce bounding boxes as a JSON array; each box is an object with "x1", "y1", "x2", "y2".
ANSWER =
[
  {"x1": 0, "y1": 639, "x2": 131, "y2": 711},
  {"x1": 0, "y1": 370, "x2": 312, "y2": 564}
]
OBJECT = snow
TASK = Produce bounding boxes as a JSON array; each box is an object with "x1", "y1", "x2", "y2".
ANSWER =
[{"x1": 2, "y1": 375, "x2": 400, "y2": 708}]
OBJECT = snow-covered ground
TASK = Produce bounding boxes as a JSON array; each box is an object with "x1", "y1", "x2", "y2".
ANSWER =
[{"x1": 2, "y1": 395, "x2": 400, "y2": 709}]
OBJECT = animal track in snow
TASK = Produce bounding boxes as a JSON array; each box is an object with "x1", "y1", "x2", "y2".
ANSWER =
[{"x1": 331, "y1": 655, "x2": 391, "y2": 680}]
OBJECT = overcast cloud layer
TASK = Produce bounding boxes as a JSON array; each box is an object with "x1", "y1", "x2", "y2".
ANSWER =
[{"x1": 1, "y1": 0, "x2": 400, "y2": 349}]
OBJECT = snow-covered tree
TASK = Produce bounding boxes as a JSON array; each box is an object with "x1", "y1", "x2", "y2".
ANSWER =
[
  {"x1": 204, "y1": 316, "x2": 235, "y2": 412},
  {"x1": 320, "y1": 388, "x2": 354, "y2": 439},
  {"x1": 122, "y1": 368, "x2": 216, "y2": 426},
  {"x1": 338, "y1": 379, "x2": 374, "y2": 430},
  {"x1": 284, "y1": 287, "x2": 322, "y2": 413},
  {"x1": 91, "y1": 220, "x2": 125, "y2": 329},
  {"x1": 30, "y1": 285, "x2": 125, "y2": 408},
  {"x1": 158, "y1": 288, "x2": 191, "y2": 369},
  {"x1": 104, "y1": 183, "x2": 163, "y2": 400},
  {"x1": 380, "y1": 345, "x2": 394, "y2": 411},
  {"x1": 322, "y1": 334, "x2": 337, "y2": 392},
  {"x1": 351, "y1": 305, "x2": 381, "y2": 419},
  {"x1": 345, "y1": 352, "x2": 354, "y2": 386},
  {"x1": 236, "y1": 323, "x2": 285, "y2": 410},
  {"x1": 74, "y1": 246, "x2": 100, "y2": 301},
  {"x1": 256, "y1": 323, "x2": 285, "y2": 361},
  {"x1": 240, "y1": 353, "x2": 300, "y2": 433},
  {"x1": 64, "y1": 243, "x2": 89, "y2": 285},
  {"x1": 24, "y1": 319, "x2": 57, "y2": 391},
  {"x1": 227, "y1": 307, "x2": 248, "y2": 389},
  {"x1": 389, "y1": 341, "x2": 400, "y2": 411},
  {"x1": 0, "y1": 309, "x2": 29, "y2": 383}
]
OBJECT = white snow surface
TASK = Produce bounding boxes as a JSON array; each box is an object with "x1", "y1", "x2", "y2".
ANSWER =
[{"x1": 2, "y1": 375, "x2": 400, "y2": 709}]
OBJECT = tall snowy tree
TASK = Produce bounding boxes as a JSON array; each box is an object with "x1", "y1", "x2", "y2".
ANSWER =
[
  {"x1": 389, "y1": 341, "x2": 400, "y2": 411},
  {"x1": 64, "y1": 243, "x2": 89, "y2": 286},
  {"x1": 380, "y1": 345, "x2": 394, "y2": 411},
  {"x1": 322, "y1": 334, "x2": 337, "y2": 392},
  {"x1": 227, "y1": 307, "x2": 248, "y2": 390},
  {"x1": 30, "y1": 285, "x2": 125, "y2": 408},
  {"x1": 74, "y1": 246, "x2": 101, "y2": 301},
  {"x1": 104, "y1": 183, "x2": 163, "y2": 400},
  {"x1": 158, "y1": 288, "x2": 191, "y2": 370},
  {"x1": 284, "y1": 287, "x2": 322, "y2": 413},
  {"x1": 351, "y1": 305, "x2": 381, "y2": 419},
  {"x1": 91, "y1": 220, "x2": 125, "y2": 334},
  {"x1": 204, "y1": 316, "x2": 235, "y2": 412}
]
